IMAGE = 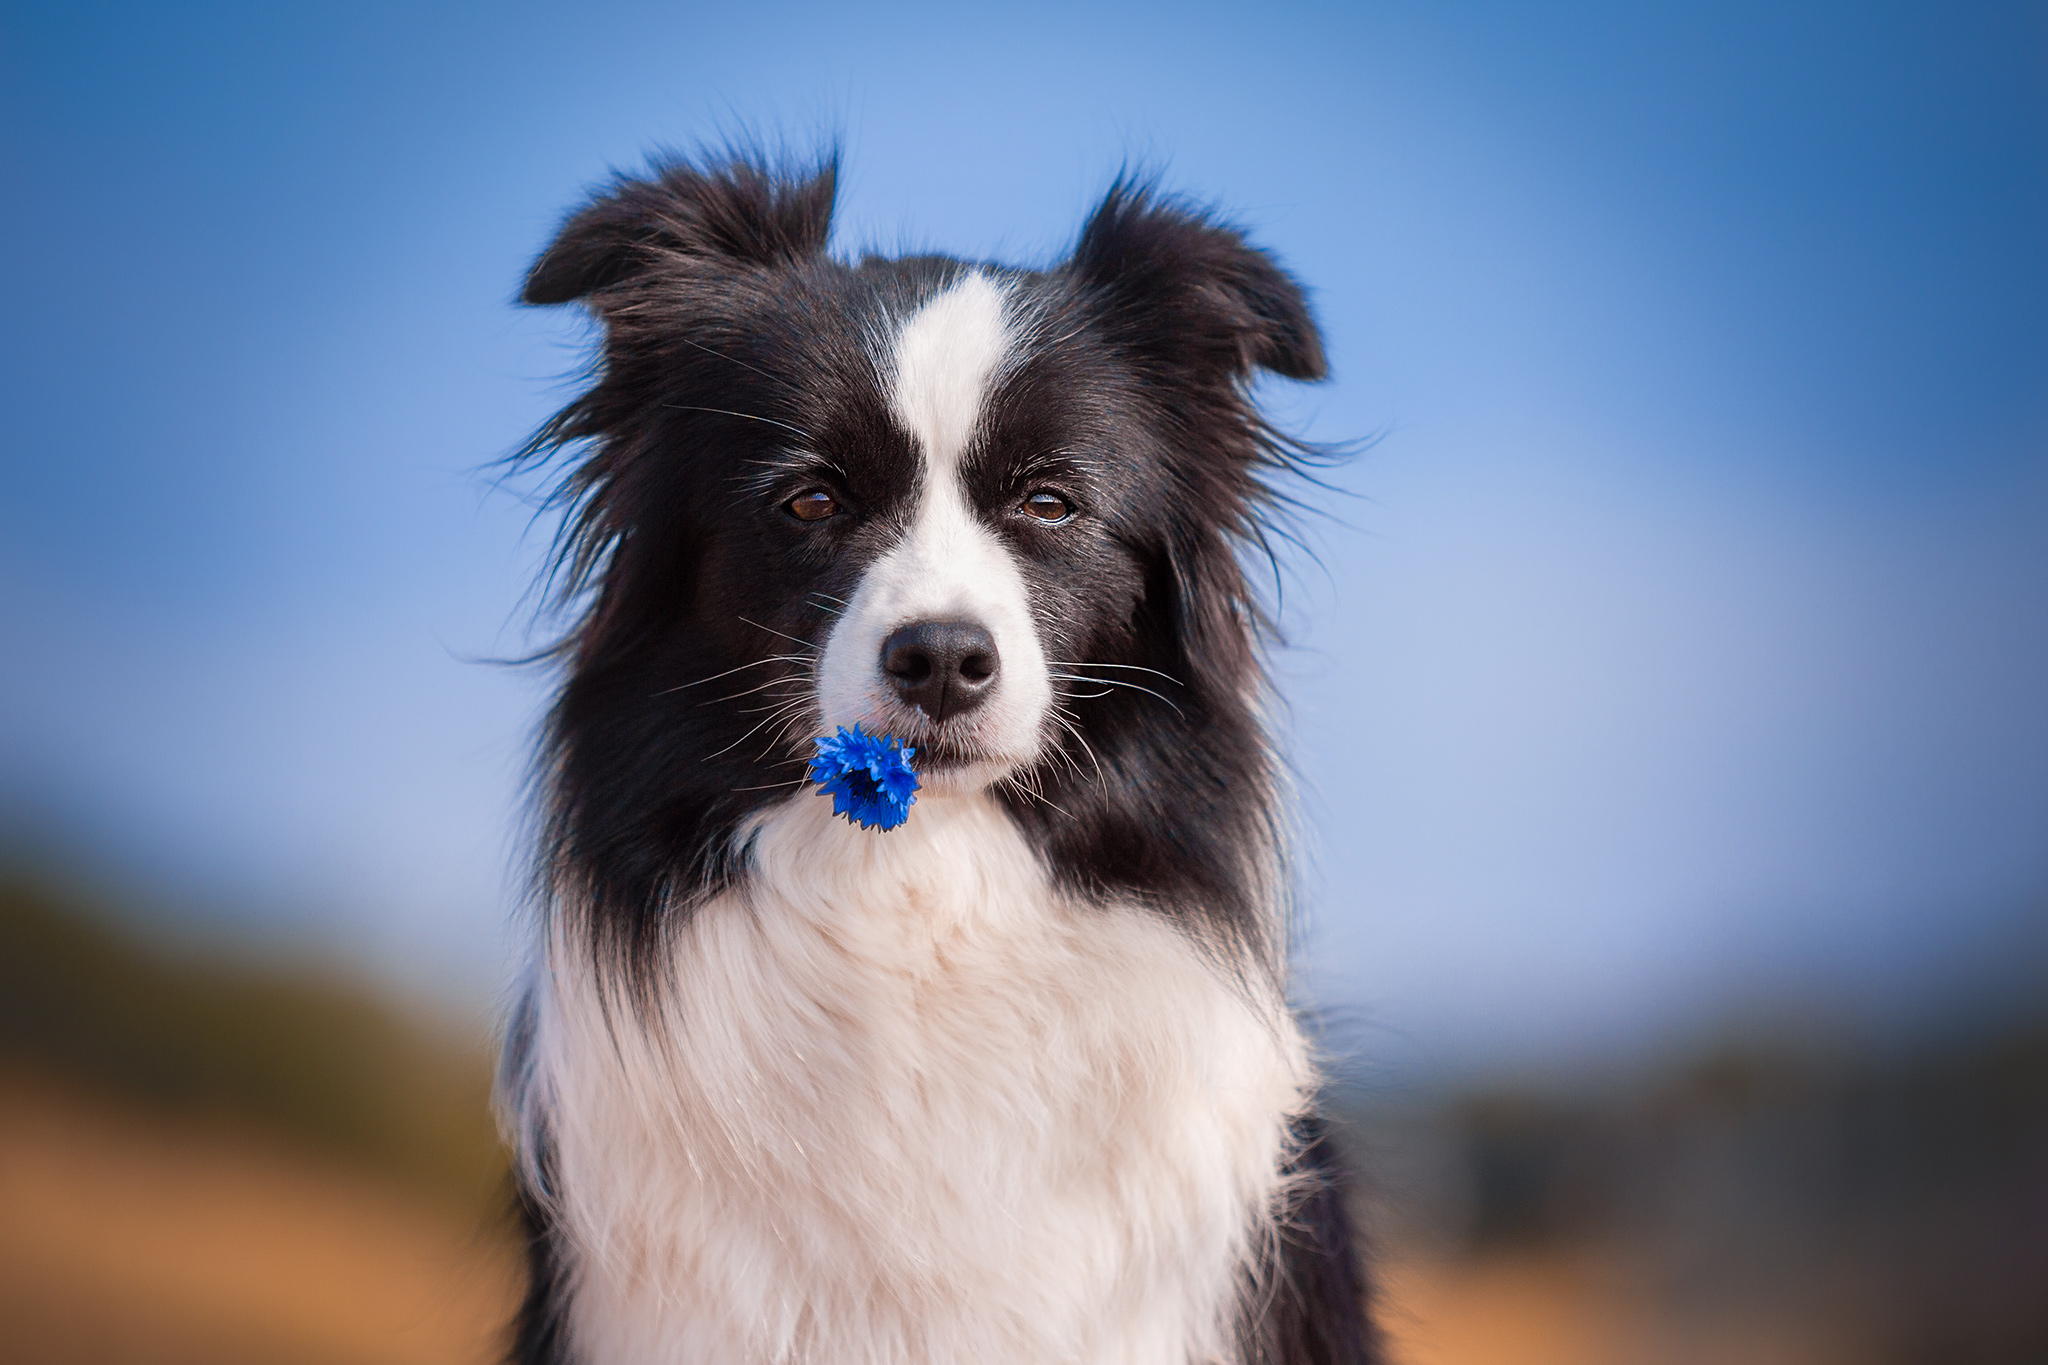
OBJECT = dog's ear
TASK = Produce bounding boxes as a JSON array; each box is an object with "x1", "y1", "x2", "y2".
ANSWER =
[
  {"x1": 1066, "y1": 176, "x2": 1325, "y2": 383},
  {"x1": 522, "y1": 154, "x2": 838, "y2": 306}
]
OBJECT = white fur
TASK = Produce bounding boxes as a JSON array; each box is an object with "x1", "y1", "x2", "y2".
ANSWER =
[
  {"x1": 511, "y1": 271, "x2": 1315, "y2": 1364},
  {"x1": 890, "y1": 271, "x2": 1013, "y2": 479},
  {"x1": 521, "y1": 793, "x2": 1311, "y2": 1365},
  {"x1": 815, "y1": 272, "x2": 1052, "y2": 791}
]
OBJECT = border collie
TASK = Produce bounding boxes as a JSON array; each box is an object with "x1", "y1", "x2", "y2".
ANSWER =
[{"x1": 499, "y1": 151, "x2": 1376, "y2": 1365}]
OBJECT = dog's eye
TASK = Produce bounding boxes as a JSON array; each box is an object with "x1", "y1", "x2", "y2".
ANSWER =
[
  {"x1": 1021, "y1": 491, "x2": 1072, "y2": 523},
  {"x1": 785, "y1": 490, "x2": 839, "y2": 522}
]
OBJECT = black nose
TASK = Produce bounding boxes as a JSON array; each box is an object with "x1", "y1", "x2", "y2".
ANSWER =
[{"x1": 880, "y1": 620, "x2": 999, "y2": 723}]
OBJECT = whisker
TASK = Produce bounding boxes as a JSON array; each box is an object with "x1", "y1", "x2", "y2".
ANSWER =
[
  {"x1": 736, "y1": 616, "x2": 820, "y2": 651},
  {"x1": 1046, "y1": 660, "x2": 1186, "y2": 687},
  {"x1": 1045, "y1": 673, "x2": 1185, "y2": 717},
  {"x1": 702, "y1": 700, "x2": 812, "y2": 762},
  {"x1": 652, "y1": 653, "x2": 813, "y2": 698},
  {"x1": 1042, "y1": 725, "x2": 1085, "y2": 782},
  {"x1": 1039, "y1": 714, "x2": 1082, "y2": 784},
  {"x1": 704, "y1": 675, "x2": 811, "y2": 707},
  {"x1": 1050, "y1": 709, "x2": 1106, "y2": 788},
  {"x1": 1001, "y1": 771, "x2": 1071, "y2": 820},
  {"x1": 759, "y1": 707, "x2": 822, "y2": 763},
  {"x1": 677, "y1": 336, "x2": 785, "y2": 387},
  {"x1": 732, "y1": 776, "x2": 812, "y2": 793},
  {"x1": 759, "y1": 751, "x2": 815, "y2": 768},
  {"x1": 661, "y1": 404, "x2": 814, "y2": 442},
  {"x1": 735, "y1": 693, "x2": 815, "y2": 716}
]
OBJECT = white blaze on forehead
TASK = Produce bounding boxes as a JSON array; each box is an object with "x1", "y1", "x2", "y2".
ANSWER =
[
  {"x1": 890, "y1": 271, "x2": 1012, "y2": 471},
  {"x1": 812, "y1": 269, "x2": 1051, "y2": 788}
]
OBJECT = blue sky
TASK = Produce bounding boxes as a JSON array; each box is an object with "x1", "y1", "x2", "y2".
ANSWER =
[{"x1": 3, "y1": 1, "x2": 2044, "y2": 1071}]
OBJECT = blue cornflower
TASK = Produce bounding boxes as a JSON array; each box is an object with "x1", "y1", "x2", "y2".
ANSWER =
[{"x1": 808, "y1": 724, "x2": 919, "y2": 831}]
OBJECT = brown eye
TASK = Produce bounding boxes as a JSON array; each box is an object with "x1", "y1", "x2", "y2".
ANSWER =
[
  {"x1": 786, "y1": 490, "x2": 839, "y2": 522},
  {"x1": 1022, "y1": 490, "x2": 1072, "y2": 522}
]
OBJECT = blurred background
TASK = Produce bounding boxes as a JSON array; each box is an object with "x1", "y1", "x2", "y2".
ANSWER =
[{"x1": 3, "y1": 1, "x2": 2044, "y2": 1361}]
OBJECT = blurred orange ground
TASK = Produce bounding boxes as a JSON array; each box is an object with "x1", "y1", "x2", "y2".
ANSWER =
[
  {"x1": 0, "y1": 1070, "x2": 517, "y2": 1365},
  {"x1": 1378, "y1": 1252, "x2": 1639, "y2": 1365},
  {"x1": 1378, "y1": 1248, "x2": 1847, "y2": 1365},
  {"x1": 0, "y1": 1071, "x2": 1843, "y2": 1365}
]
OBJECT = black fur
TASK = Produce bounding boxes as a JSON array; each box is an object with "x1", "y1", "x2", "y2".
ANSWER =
[
  {"x1": 508, "y1": 150, "x2": 1372, "y2": 1363},
  {"x1": 511, "y1": 1157, "x2": 571, "y2": 1365},
  {"x1": 1249, "y1": 1117, "x2": 1384, "y2": 1365}
]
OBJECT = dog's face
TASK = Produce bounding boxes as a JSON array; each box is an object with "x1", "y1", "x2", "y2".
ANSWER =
[
  {"x1": 804, "y1": 272, "x2": 1069, "y2": 790},
  {"x1": 673, "y1": 267, "x2": 1129, "y2": 796},
  {"x1": 523, "y1": 158, "x2": 1323, "y2": 927}
]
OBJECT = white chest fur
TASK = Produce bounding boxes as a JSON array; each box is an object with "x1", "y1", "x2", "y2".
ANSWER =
[{"x1": 519, "y1": 793, "x2": 1311, "y2": 1365}]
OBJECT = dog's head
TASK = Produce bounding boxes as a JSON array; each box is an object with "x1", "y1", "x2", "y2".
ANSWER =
[{"x1": 522, "y1": 153, "x2": 1324, "y2": 943}]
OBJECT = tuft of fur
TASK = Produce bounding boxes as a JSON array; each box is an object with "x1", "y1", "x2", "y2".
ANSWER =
[{"x1": 501, "y1": 149, "x2": 1378, "y2": 1364}]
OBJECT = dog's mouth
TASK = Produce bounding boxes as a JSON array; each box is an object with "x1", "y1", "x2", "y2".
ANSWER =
[
  {"x1": 868, "y1": 711, "x2": 1036, "y2": 786},
  {"x1": 787, "y1": 701, "x2": 1013, "y2": 775},
  {"x1": 905, "y1": 735, "x2": 990, "y2": 772}
]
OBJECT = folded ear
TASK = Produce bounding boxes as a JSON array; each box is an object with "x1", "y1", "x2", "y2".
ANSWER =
[
  {"x1": 1066, "y1": 177, "x2": 1326, "y2": 383},
  {"x1": 522, "y1": 153, "x2": 838, "y2": 306}
]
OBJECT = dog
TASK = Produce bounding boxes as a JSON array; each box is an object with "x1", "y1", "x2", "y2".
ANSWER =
[{"x1": 499, "y1": 151, "x2": 1376, "y2": 1365}]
